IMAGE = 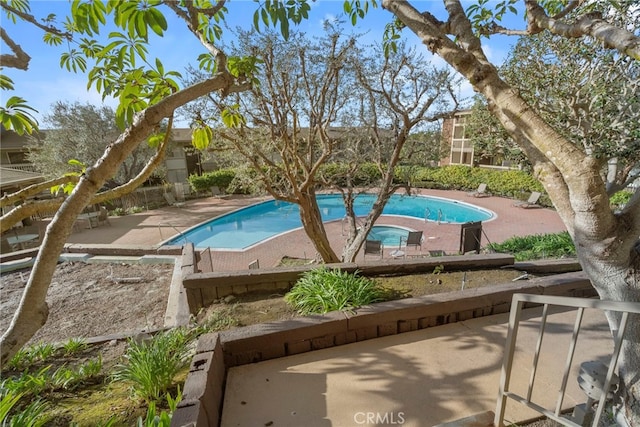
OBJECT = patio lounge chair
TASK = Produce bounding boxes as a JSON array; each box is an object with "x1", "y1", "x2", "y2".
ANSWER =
[
  {"x1": 467, "y1": 183, "x2": 490, "y2": 198},
  {"x1": 164, "y1": 192, "x2": 186, "y2": 208},
  {"x1": 364, "y1": 240, "x2": 383, "y2": 259},
  {"x1": 513, "y1": 191, "x2": 541, "y2": 209},
  {"x1": 400, "y1": 230, "x2": 423, "y2": 251}
]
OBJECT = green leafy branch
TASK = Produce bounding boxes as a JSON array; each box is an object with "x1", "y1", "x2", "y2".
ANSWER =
[
  {"x1": 0, "y1": 96, "x2": 38, "y2": 135},
  {"x1": 252, "y1": 0, "x2": 312, "y2": 40}
]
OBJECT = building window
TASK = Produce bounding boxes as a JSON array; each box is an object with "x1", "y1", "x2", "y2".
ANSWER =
[
  {"x1": 450, "y1": 115, "x2": 473, "y2": 166},
  {"x1": 7, "y1": 151, "x2": 28, "y2": 165}
]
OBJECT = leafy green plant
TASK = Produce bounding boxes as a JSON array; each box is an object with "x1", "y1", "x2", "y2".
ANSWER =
[
  {"x1": 136, "y1": 388, "x2": 182, "y2": 427},
  {"x1": 0, "y1": 397, "x2": 49, "y2": 427},
  {"x1": 112, "y1": 329, "x2": 192, "y2": 403},
  {"x1": 285, "y1": 267, "x2": 397, "y2": 315},
  {"x1": 51, "y1": 356, "x2": 103, "y2": 391},
  {"x1": 62, "y1": 338, "x2": 88, "y2": 356},
  {"x1": 188, "y1": 169, "x2": 236, "y2": 193},
  {"x1": 6, "y1": 348, "x2": 31, "y2": 371},
  {"x1": 488, "y1": 232, "x2": 575, "y2": 261},
  {"x1": 78, "y1": 356, "x2": 103, "y2": 379},
  {"x1": 1, "y1": 366, "x2": 52, "y2": 396},
  {"x1": 30, "y1": 342, "x2": 56, "y2": 362},
  {"x1": 0, "y1": 392, "x2": 22, "y2": 423}
]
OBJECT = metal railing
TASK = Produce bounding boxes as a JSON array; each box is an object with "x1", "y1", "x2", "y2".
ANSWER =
[
  {"x1": 495, "y1": 293, "x2": 640, "y2": 427},
  {"x1": 1, "y1": 163, "x2": 39, "y2": 172}
]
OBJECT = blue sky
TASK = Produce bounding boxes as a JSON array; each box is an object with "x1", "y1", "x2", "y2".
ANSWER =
[{"x1": 2, "y1": 1, "x2": 518, "y2": 128}]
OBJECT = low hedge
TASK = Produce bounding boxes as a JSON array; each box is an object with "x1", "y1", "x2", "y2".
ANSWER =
[
  {"x1": 188, "y1": 169, "x2": 236, "y2": 193},
  {"x1": 394, "y1": 165, "x2": 548, "y2": 205},
  {"x1": 189, "y1": 164, "x2": 550, "y2": 206}
]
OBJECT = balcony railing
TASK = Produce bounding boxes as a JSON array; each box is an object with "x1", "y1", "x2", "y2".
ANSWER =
[
  {"x1": 1, "y1": 163, "x2": 38, "y2": 172},
  {"x1": 495, "y1": 293, "x2": 640, "y2": 427}
]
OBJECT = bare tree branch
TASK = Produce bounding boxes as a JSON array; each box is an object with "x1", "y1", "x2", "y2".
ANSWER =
[
  {"x1": 0, "y1": 27, "x2": 31, "y2": 70},
  {"x1": 525, "y1": 0, "x2": 640, "y2": 60}
]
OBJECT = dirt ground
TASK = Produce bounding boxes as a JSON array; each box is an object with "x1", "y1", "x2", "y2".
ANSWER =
[{"x1": 0, "y1": 262, "x2": 173, "y2": 346}]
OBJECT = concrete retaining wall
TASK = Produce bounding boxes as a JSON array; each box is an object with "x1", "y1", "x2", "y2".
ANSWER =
[
  {"x1": 171, "y1": 271, "x2": 596, "y2": 427},
  {"x1": 180, "y1": 243, "x2": 520, "y2": 314}
]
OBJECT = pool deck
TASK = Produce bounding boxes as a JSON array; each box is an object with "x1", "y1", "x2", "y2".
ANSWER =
[{"x1": 63, "y1": 188, "x2": 567, "y2": 271}]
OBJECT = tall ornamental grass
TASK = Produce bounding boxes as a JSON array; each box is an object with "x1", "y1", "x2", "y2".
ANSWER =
[
  {"x1": 112, "y1": 329, "x2": 192, "y2": 403},
  {"x1": 285, "y1": 267, "x2": 395, "y2": 315}
]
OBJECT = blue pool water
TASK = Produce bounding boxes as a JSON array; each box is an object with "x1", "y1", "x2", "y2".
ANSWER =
[
  {"x1": 368, "y1": 226, "x2": 411, "y2": 248},
  {"x1": 165, "y1": 193, "x2": 494, "y2": 250}
]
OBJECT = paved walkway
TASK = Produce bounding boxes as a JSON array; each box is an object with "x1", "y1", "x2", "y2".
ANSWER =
[
  {"x1": 221, "y1": 306, "x2": 610, "y2": 426},
  {"x1": 62, "y1": 189, "x2": 566, "y2": 271}
]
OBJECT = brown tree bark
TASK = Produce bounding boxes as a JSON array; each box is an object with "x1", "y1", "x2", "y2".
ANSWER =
[
  {"x1": 382, "y1": 0, "x2": 640, "y2": 423},
  {"x1": 297, "y1": 190, "x2": 341, "y2": 263}
]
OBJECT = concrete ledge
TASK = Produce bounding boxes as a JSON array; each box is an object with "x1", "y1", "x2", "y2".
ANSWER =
[
  {"x1": 170, "y1": 273, "x2": 596, "y2": 427},
  {"x1": 510, "y1": 258, "x2": 581, "y2": 274},
  {"x1": 87, "y1": 255, "x2": 142, "y2": 264},
  {"x1": 63, "y1": 243, "x2": 165, "y2": 256},
  {"x1": 59, "y1": 253, "x2": 92, "y2": 263},
  {"x1": 173, "y1": 333, "x2": 225, "y2": 427}
]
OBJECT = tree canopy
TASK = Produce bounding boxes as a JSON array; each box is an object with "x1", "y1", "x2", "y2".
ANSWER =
[{"x1": 1, "y1": 1, "x2": 640, "y2": 421}]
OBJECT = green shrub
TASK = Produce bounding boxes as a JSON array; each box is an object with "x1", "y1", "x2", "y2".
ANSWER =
[
  {"x1": 285, "y1": 267, "x2": 396, "y2": 315},
  {"x1": 188, "y1": 169, "x2": 236, "y2": 193},
  {"x1": 354, "y1": 162, "x2": 382, "y2": 185},
  {"x1": 395, "y1": 165, "x2": 548, "y2": 204},
  {"x1": 110, "y1": 207, "x2": 127, "y2": 216},
  {"x1": 318, "y1": 162, "x2": 381, "y2": 187},
  {"x1": 488, "y1": 231, "x2": 575, "y2": 261},
  {"x1": 112, "y1": 329, "x2": 192, "y2": 403}
]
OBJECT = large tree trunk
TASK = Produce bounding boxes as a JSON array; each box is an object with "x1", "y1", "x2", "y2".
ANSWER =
[
  {"x1": 382, "y1": 0, "x2": 640, "y2": 423},
  {"x1": 297, "y1": 191, "x2": 341, "y2": 263},
  {"x1": 576, "y1": 224, "x2": 640, "y2": 423},
  {"x1": 341, "y1": 189, "x2": 394, "y2": 262}
]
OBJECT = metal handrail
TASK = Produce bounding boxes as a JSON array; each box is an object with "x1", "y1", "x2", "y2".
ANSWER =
[{"x1": 495, "y1": 293, "x2": 640, "y2": 427}]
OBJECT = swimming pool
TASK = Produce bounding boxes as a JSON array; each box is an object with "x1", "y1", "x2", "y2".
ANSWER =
[
  {"x1": 164, "y1": 194, "x2": 495, "y2": 250},
  {"x1": 165, "y1": 193, "x2": 494, "y2": 250},
  {"x1": 368, "y1": 225, "x2": 411, "y2": 248}
]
